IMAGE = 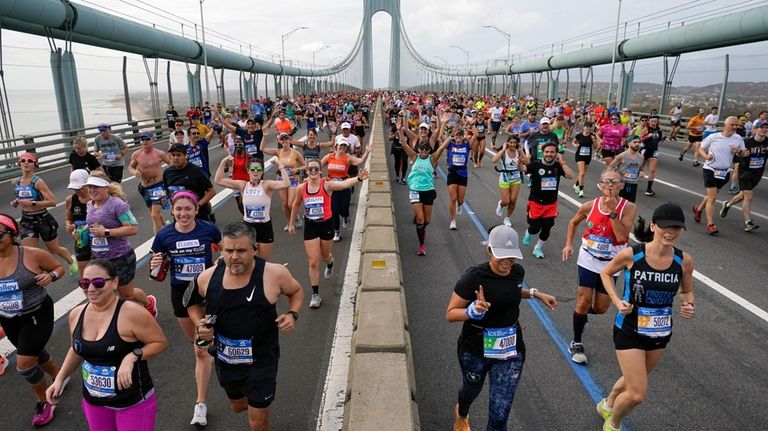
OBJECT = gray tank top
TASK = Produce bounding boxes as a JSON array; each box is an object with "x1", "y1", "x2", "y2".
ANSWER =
[
  {"x1": 303, "y1": 143, "x2": 321, "y2": 161},
  {"x1": 0, "y1": 246, "x2": 47, "y2": 318},
  {"x1": 619, "y1": 151, "x2": 643, "y2": 184}
]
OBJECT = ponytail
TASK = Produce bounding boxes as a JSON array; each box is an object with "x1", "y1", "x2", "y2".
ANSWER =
[{"x1": 633, "y1": 216, "x2": 653, "y2": 243}]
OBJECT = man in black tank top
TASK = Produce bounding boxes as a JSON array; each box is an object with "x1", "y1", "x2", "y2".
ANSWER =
[{"x1": 186, "y1": 223, "x2": 303, "y2": 430}]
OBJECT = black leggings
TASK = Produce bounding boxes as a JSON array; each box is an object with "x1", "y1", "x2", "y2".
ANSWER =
[
  {"x1": 392, "y1": 149, "x2": 407, "y2": 178},
  {"x1": 527, "y1": 216, "x2": 556, "y2": 241},
  {"x1": 331, "y1": 188, "x2": 352, "y2": 231}
]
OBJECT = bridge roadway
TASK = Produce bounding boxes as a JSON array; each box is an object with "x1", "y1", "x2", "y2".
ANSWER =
[
  {"x1": 395, "y1": 133, "x2": 768, "y2": 429},
  {"x1": 0, "y1": 131, "x2": 361, "y2": 430}
]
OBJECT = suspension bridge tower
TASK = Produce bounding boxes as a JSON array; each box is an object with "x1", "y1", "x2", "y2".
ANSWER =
[{"x1": 362, "y1": 0, "x2": 401, "y2": 89}]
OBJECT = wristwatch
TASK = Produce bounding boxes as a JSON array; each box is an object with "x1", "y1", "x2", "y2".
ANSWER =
[
  {"x1": 608, "y1": 212, "x2": 618, "y2": 219},
  {"x1": 132, "y1": 348, "x2": 143, "y2": 360},
  {"x1": 287, "y1": 310, "x2": 299, "y2": 321},
  {"x1": 104, "y1": 229, "x2": 111, "y2": 237}
]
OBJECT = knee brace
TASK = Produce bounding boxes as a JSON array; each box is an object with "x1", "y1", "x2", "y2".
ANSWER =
[
  {"x1": 19, "y1": 364, "x2": 45, "y2": 385},
  {"x1": 38, "y1": 349, "x2": 51, "y2": 365}
]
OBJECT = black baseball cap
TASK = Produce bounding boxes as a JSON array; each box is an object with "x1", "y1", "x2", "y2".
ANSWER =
[
  {"x1": 169, "y1": 143, "x2": 187, "y2": 154},
  {"x1": 652, "y1": 202, "x2": 686, "y2": 230}
]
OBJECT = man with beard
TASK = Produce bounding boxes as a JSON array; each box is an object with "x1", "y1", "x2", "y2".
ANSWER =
[{"x1": 609, "y1": 136, "x2": 644, "y2": 203}]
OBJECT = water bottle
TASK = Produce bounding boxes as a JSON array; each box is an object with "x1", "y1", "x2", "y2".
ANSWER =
[
  {"x1": 195, "y1": 315, "x2": 216, "y2": 347},
  {"x1": 149, "y1": 253, "x2": 170, "y2": 282}
]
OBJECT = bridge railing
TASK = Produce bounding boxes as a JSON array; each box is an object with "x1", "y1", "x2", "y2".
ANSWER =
[{"x1": 0, "y1": 117, "x2": 168, "y2": 181}]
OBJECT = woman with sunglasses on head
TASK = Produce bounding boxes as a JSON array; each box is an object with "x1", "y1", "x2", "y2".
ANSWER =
[
  {"x1": 11, "y1": 152, "x2": 78, "y2": 277},
  {"x1": 288, "y1": 159, "x2": 369, "y2": 309},
  {"x1": 46, "y1": 259, "x2": 168, "y2": 431},
  {"x1": 596, "y1": 203, "x2": 694, "y2": 431},
  {"x1": 84, "y1": 172, "x2": 158, "y2": 318},
  {"x1": 561, "y1": 169, "x2": 637, "y2": 366},
  {"x1": 492, "y1": 135, "x2": 529, "y2": 227},
  {"x1": 215, "y1": 157, "x2": 291, "y2": 260},
  {"x1": 320, "y1": 137, "x2": 374, "y2": 242},
  {"x1": 148, "y1": 191, "x2": 220, "y2": 426},
  {"x1": 0, "y1": 213, "x2": 66, "y2": 426},
  {"x1": 263, "y1": 132, "x2": 307, "y2": 231}
]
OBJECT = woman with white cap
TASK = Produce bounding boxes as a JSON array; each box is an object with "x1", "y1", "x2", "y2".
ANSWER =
[
  {"x1": 84, "y1": 172, "x2": 158, "y2": 318},
  {"x1": 321, "y1": 137, "x2": 373, "y2": 241},
  {"x1": 596, "y1": 202, "x2": 695, "y2": 431},
  {"x1": 446, "y1": 225, "x2": 557, "y2": 431},
  {"x1": 11, "y1": 152, "x2": 78, "y2": 277},
  {"x1": 65, "y1": 169, "x2": 93, "y2": 277}
]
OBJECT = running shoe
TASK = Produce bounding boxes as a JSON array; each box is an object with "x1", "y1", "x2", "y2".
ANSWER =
[
  {"x1": 324, "y1": 258, "x2": 334, "y2": 279},
  {"x1": 678, "y1": 154, "x2": 684, "y2": 162},
  {"x1": 532, "y1": 246, "x2": 544, "y2": 259},
  {"x1": 454, "y1": 404, "x2": 470, "y2": 431},
  {"x1": 495, "y1": 200, "x2": 504, "y2": 217},
  {"x1": 728, "y1": 184, "x2": 739, "y2": 194},
  {"x1": 603, "y1": 418, "x2": 621, "y2": 431},
  {"x1": 706, "y1": 224, "x2": 719, "y2": 235},
  {"x1": 32, "y1": 402, "x2": 55, "y2": 427},
  {"x1": 333, "y1": 231, "x2": 341, "y2": 242},
  {"x1": 190, "y1": 402, "x2": 207, "y2": 426},
  {"x1": 719, "y1": 201, "x2": 730, "y2": 218},
  {"x1": 457, "y1": 204, "x2": 463, "y2": 215},
  {"x1": 573, "y1": 183, "x2": 579, "y2": 194},
  {"x1": 295, "y1": 216, "x2": 303, "y2": 228},
  {"x1": 0, "y1": 352, "x2": 7, "y2": 377},
  {"x1": 395, "y1": 176, "x2": 400, "y2": 183},
  {"x1": 400, "y1": 178, "x2": 407, "y2": 185},
  {"x1": 68, "y1": 261, "x2": 79, "y2": 278},
  {"x1": 145, "y1": 295, "x2": 158, "y2": 319},
  {"x1": 283, "y1": 224, "x2": 289, "y2": 231},
  {"x1": 309, "y1": 293, "x2": 322, "y2": 309},
  {"x1": 503, "y1": 217, "x2": 512, "y2": 227},
  {"x1": 578, "y1": 188, "x2": 585, "y2": 198},
  {"x1": 568, "y1": 341, "x2": 587, "y2": 364},
  {"x1": 745, "y1": 221, "x2": 760, "y2": 232},
  {"x1": 522, "y1": 231, "x2": 532, "y2": 247},
  {"x1": 449, "y1": 220, "x2": 457, "y2": 230},
  {"x1": 644, "y1": 190, "x2": 655, "y2": 197},
  {"x1": 342, "y1": 217, "x2": 350, "y2": 229},
  {"x1": 596, "y1": 398, "x2": 613, "y2": 421},
  {"x1": 417, "y1": 244, "x2": 426, "y2": 256},
  {"x1": 692, "y1": 161, "x2": 701, "y2": 167},
  {"x1": 692, "y1": 205, "x2": 702, "y2": 223}
]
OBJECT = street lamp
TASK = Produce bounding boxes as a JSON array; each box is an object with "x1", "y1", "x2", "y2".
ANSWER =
[
  {"x1": 607, "y1": 0, "x2": 623, "y2": 106},
  {"x1": 433, "y1": 56, "x2": 448, "y2": 67},
  {"x1": 199, "y1": 0, "x2": 210, "y2": 103},
  {"x1": 313, "y1": 45, "x2": 332, "y2": 70},
  {"x1": 450, "y1": 45, "x2": 470, "y2": 70},
  {"x1": 483, "y1": 25, "x2": 511, "y2": 94},
  {"x1": 281, "y1": 26, "x2": 309, "y2": 97}
]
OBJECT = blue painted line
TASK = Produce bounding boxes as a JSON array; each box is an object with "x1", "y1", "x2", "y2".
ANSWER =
[{"x1": 436, "y1": 165, "x2": 611, "y2": 407}]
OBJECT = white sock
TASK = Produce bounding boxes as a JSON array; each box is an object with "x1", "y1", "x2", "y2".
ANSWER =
[{"x1": 536, "y1": 239, "x2": 546, "y2": 248}]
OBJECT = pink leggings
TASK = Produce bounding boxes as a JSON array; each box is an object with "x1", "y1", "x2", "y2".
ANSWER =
[{"x1": 81, "y1": 393, "x2": 157, "y2": 431}]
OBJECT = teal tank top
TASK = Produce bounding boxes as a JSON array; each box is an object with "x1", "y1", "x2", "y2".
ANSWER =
[{"x1": 407, "y1": 156, "x2": 435, "y2": 191}]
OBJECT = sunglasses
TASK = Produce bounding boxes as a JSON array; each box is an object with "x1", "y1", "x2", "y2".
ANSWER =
[
  {"x1": 307, "y1": 167, "x2": 320, "y2": 173},
  {"x1": 140, "y1": 136, "x2": 152, "y2": 141},
  {"x1": 600, "y1": 179, "x2": 623, "y2": 185},
  {"x1": 247, "y1": 166, "x2": 264, "y2": 172},
  {"x1": 78, "y1": 277, "x2": 115, "y2": 289},
  {"x1": 0, "y1": 230, "x2": 14, "y2": 239},
  {"x1": 189, "y1": 132, "x2": 200, "y2": 136}
]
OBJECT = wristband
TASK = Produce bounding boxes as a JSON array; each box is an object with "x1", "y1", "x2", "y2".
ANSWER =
[
  {"x1": 357, "y1": 176, "x2": 363, "y2": 182},
  {"x1": 465, "y1": 300, "x2": 486, "y2": 320},
  {"x1": 49, "y1": 271, "x2": 59, "y2": 282},
  {"x1": 528, "y1": 288, "x2": 538, "y2": 299}
]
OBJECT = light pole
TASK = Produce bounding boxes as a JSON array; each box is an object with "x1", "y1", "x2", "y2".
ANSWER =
[
  {"x1": 433, "y1": 56, "x2": 448, "y2": 67},
  {"x1": 198, "y1": 0, "x2": 210, "y2": 103},
  {"x1": 483, "y1": 25, "x2": 511, "y2": 94},
  {"x1": 450, "y1": 45, "x2": 470, "y2": 70},
  {"x1": 312, "y1": 44, "x2": 332, "y2": 70},
  {"x1": 607, "y1": 0, "x2": 623, "y2": 106},
  {"x1": 281, "y1": 26, "x2": 309, "y2": 97}
]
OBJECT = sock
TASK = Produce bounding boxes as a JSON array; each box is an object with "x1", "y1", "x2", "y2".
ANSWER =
[
  {"x1": 573, "y1": 311, "x2": 588, "y2": 343},
  {"x1": 416, "y1": 224, "x2": 426, "y2": 245},
  {"x1": 535, "y1": 239, "x2": 545, "y2": 249},
  {"x1": 647, "y1": 180, "x2": 654, "y2": 191},
  {"x1": 312, "y1": 285, "x2": 319, "y2": 295},
  {"x1": 575, "y1": 180, "x2": 580, "y2": 187}
]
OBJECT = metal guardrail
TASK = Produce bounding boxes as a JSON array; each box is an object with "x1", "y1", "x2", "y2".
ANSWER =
[{"x1": 0, "y1": 117, "x2": 169, "y2": 181}]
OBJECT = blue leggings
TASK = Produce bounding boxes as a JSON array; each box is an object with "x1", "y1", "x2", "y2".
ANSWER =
[{"x1": 457, "y1": 350, "x2": 524, "y2": 431}]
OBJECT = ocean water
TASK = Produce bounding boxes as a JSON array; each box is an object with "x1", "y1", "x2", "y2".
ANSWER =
[{"x1": 5, "y1": 89, "x2": 151, "y2": 137}]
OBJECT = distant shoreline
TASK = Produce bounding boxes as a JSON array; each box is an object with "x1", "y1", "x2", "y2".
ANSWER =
[{"x1": 109, "y1": 95, "x2": 152, "y2": 120}]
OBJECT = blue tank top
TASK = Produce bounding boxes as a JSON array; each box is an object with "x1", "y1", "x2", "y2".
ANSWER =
[
  {"x1": 447, "y1": 140, "x2": 470, "y2": 178},
  {"x1": 14, "y1": 176, "x2": 42, "y2": 202},
  {"x1": 407, "y1": 155, "x2": 435, "y2": 192}
]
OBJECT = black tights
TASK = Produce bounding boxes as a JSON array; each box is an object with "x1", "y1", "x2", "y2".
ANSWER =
[
  {"x1": 392, "y1": 150, "x2": 407, "y2": 178},
  {"x1": 526, "y1": 216, "x2": 555, "y2": 241}
]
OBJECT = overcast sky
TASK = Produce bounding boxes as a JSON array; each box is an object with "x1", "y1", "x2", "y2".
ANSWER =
[{"x1": 2, "y1": 0, "x2": 767, "y2": 91}]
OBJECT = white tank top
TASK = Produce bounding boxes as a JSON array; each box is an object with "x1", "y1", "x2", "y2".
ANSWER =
[{"x1": 242, "y1": 181, "x2": 271, "y2": 223}]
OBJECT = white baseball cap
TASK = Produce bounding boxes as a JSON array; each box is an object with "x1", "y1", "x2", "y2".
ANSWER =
[
  {"x1": 68, "y1": 169, "x2": 89, "y2": 190},
  {"x1": 341, "y1": 122, "x2": 351, "y2": 129},
  {"x1": 419, "y1": 122, "x2": 429, "y2": 129}
]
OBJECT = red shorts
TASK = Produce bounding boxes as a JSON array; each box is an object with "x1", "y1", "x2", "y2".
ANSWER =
[{"x1": 527, "y1": 201, "x2": 558, "y2": 219}]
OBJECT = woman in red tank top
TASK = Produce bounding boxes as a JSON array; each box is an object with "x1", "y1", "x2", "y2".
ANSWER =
[
  {"x1": 287, "y1": 159, "x2": 368, "y2": 309},
  {"x1": 321, "y1": 138, "x2": 373, "y2": 241}
]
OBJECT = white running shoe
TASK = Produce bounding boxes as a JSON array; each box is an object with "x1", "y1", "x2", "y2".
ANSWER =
[
  {"x1": 309, "y1": 293, "x2": 322, "y2": 309},
  {"x1": 457, "y1": 204, "x2": 463, "y2": 215},
  {"x1": 449, "y1": 220, "x2": 457, "y2": 230},
  {"x1": 332, "y1": 231, "x2": 341, "y2": 242},
  {"x1": 495, "y1": 200, "x2": 504, "y2": 217},
  {"x1": 503, "y1": 217, "x2": 512, "y2": 227},
  {"x1": 283, "y1": 224, "x2": 289, "y2": 231},
  {"x1": 342, "y1": 217, "x2": 350, "y2": 229},
  {"x1": 190, "y1": 402, "x2": 207, "y2": 426},
  {"x1": 324, "y1": 258, "x2": 334, "y2": 279},
  {"x1": 295, "y1": 216, "x2": 303, "y2": 228}
]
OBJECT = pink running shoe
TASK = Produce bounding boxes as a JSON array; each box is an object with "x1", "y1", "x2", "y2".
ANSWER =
[{"x1": 32, "y1": 402, "x2": 55, "y2": 427}]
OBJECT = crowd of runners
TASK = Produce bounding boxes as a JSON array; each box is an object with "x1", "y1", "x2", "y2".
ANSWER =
[{"x1": 0, "y1": 88, "x2": 765, "y2": 431}]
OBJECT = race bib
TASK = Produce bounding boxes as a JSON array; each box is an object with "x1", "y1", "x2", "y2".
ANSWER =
[
  {"x1": 541, "y1": 176, "x2": 557, "y2": 191},
  {"x1": 90, "y1": 235, "x2": 109, "y2": 253},
  {"x1": 451, "y1": 154, "x2": 467, "y2": 167},
  {"x1": 244, "y1": 205, "x2": 266, "y2": 223},
  {"x1": 304, "y1": 196, "x2": 325, "y2": 220},
  {"x1": 105, "y1": 152, "x2": 117, "y2": 163},
  {"x1": 749, "y1": 157, "x2": 765, "y2": 170},
  {"x1": 501, "y1": 171, "x2": 521, "y2": 184},
  {"x1": 637, "y1": 306, "x2": 672, "y2": 338},
  {"x1": 16, "y1": 188, "x2": 33, "y2": 199},
  {"x1": 483, "y1": 326, "x2": 518, "y2": 359},
  {"x1": 190, "y1": 157, "x2": 203, "y2": 168},
  {"x1": 216, "y1": 334, "x2": 253, "y2": 365},
  {"x1": 167, "y1": 185, "x2": 186, "y2": 194},
  {"x1": 584, "y1": 234, "x2": 612, "y2": 260},
  {"x1": 623, "y1": 168, "x2": 639, "y2": 183},
  {"x1": 713, "y1": 169, "x2": 728, "y2": 180},
  {"x1": 245, "y1": 144, "x2": 258, "y2": 155},
  {"x1": 174, "y1": 256, "x2": 206, "y2": 281},
  {"x1": 82, "y1": 361, "x2": 116, "y2": 398},
  {"x1": 147, "y1": 186, "x2": 165, "y2": 199},
  {"x1": 0, "y1": 278, "x2": 23, "y2": 317},
  {"x1": 579, "y1": 146, "x2": 591, "y2": 156},
  {"x1": 409, "y1": 190, "x2": 420, "y2": 203}
]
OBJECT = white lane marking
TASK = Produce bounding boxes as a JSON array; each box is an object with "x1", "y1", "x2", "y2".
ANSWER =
[
  {"x1": 649, "y1": 177, "x2": 768, "y2": 222},
  {"x1": 316, "y1": 116, "x2": 375, "y2": 430},
  {"x1": 484, "y1": 147, "x2": 768, "y2": 324}
]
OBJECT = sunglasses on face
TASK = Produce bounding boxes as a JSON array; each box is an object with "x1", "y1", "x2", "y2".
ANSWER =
[
  {"x1": 78, "y1": 277, "x2": 115, "y2": 289},
  {"x1": 189, "y1": 132, "x2": 200, "y2": 136},
  {"x1": 247, "y1": 166, "x2": 264, "y2": 172},
  {"x1": 600, "y1": 179, "x2": 623, "y2": 185},
  {"x1": 0, "y1": 230, "x2": 14, "y2": 239},
  {"x1": 307, "y1": 167, "x2": 320, "y2": 173},
  {"x1": 19, "y1": 159, "x2": 35, "y2": 164},
  {"x1": 140, "y1": 137, "x2": 152, "y2": 141}
]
